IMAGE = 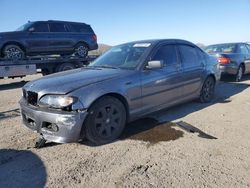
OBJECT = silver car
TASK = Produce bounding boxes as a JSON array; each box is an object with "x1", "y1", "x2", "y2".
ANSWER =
[{"x1": 20, "y1": 39, "x2": 220, "y2": 145}]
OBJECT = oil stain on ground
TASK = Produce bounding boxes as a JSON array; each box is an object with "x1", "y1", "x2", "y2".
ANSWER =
[
  {"x1": 121, "y1": 118, "x2": 217, "y2": 144},
  {"x1": 121, "y1": 118, "x2": 184, "y2": 144}
]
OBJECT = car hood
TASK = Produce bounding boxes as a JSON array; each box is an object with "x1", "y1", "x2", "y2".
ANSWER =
[
  {"x1": 23, "y1": 67, "x2": 131, "y2": 95},
  {"x1": 0, "y1": 31, "x2": 24, "y2": 37}
]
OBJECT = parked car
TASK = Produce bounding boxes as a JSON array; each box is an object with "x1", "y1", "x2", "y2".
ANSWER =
[
  {"x1": 204, "y1": 43, "x2": 250, "y2": 81},
  {"x1": 20, "y1": 39, "x2": 220, "y2": 145},
  {"x1": 0, "y1": 20, "x2": 98, "y2": 60}
]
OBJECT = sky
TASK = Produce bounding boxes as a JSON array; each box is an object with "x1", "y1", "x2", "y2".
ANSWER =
[{"x1": 0, "y1": 0, "x2": 249, "y2": 46}]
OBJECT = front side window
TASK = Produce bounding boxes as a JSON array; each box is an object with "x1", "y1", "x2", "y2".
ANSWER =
[
  {"x1": 152, "y1": 45, "x2": 178, "y2": 66},
  {"x1": 33, "y1": 23, "x2": 49, "y2": 32},
  {"x1": 89, "y1": 43, "x2": 151, "y2": 69},
  {"x1": 49, "y1": 23, "x2": 66, "y2": 32},
  {"x1": 179, "y1": 45, "x2": 199, "y2": 68},
  {"x1": 16, "y1": 22, "x2": 34, "y2": 31}
]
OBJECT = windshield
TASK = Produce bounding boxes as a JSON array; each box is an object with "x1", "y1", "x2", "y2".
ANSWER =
[
  {"x1": 205, "y1": 44, "x2": 236, "y2": 53},
  {"x1": 89, "y1": 42, "x2": 151, "y2": 69},
  {"x1": 16, "y1": 22, "x2": 34, "y2": 31}
]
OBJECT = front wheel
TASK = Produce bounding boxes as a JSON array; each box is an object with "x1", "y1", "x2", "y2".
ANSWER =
[
  {"x1": 84, "y1": 96, "x2": 126, "y2": 145},
  {"x1": 200, "y1": 76, "x2": 215, "y2": 103},
  {"x1": 3, "y1": 44, "x2": 25, "y2": 60}
]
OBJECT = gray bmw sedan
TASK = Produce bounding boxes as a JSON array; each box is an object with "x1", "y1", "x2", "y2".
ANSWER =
[{"x1": 20, "y1": 39, "x2": 220, "y2": 145}]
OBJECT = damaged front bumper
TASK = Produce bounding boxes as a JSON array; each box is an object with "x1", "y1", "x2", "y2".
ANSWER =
[{"x1": 19, "y1": 98, "x2": 87, "y2": 143}]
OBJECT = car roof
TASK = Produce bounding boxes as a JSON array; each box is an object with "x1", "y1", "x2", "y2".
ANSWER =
[
  {"x1": 207, "y1": 42, "x2": 247, "y2": 46},
  {"x1": 31, "y1": 20, "x2": 89, "y2": 25},
  {"x1": 122, "y1": 39, "x2": 196, "y2": 46}
]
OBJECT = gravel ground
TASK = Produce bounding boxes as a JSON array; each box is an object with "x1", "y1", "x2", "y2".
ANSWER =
[{"x1": 0, "y1": 74, "x2": 250, "y2": 188}]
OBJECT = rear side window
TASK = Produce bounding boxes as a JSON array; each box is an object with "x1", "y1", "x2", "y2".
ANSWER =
[
  {"x1": 70, "y1": 24, "x2": 93, "y2": 33},
  {"x1": 238, "y1": 44, "x2": 249, "y2": 54},
  {"x1": 246, "y1": 44, "x2": 250, "y2": 53},
  {"x1": 33, "y1": 23, "x2": 49, "y2": 32},
  {"x1": 179, "y1": 45, "x2": 199, "y2": 68},
  {"x1": 49, "y1": 23, "x2": 66, "y2": 32},
  {"x1": 205, "y1": 44, "x2": 236, "y2": 53},
  {"x1": 152, "y1": 44, "x2": 178, "y2": 66}
]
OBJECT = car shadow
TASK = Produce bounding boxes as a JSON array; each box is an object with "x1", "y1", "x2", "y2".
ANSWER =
[
  {"x1": 221, "y1": 73, "x2": 250, "y2": 82},
  {"x1": 0, "y1": 80, "x2": 27, "y2": 91},
  {"x1": 0, "y1": 149, "x2": 47, "y2": 188},
  {"x1": 0, "y1": 108, "x2": 20, "y2": 121}
]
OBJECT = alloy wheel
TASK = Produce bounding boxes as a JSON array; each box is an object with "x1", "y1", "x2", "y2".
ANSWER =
[
  {"x1": 75, "y1": 45, "x2": 88, "y2": 57},
  {"x1": 94, "y1": 104, "x2": 122, "y2": 138},
  {"x1": 5, "y1": 47, "x2": 23, "y2": 60},
  {"x1": 202, "y1": 78, "x2": 215, "y2": 102}
]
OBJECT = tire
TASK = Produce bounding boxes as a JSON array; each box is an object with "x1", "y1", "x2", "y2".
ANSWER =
[
  {"x1": 56, "y1": 63, "x2": 75, "y2": 72},
  {"x1": 84, "y1": 96, "x2": 126, "y2": 145},
  {"x1": 235, "y1": 64, "x2": 244, "y2": 82},
  {"x1": 3, "y1": 44, "x2": 25, "y2": 60},
  {"x1": 41, "y1": 68, "x2": 50, "y2": 76},
  {"x1": 74, "y1": 43, "x2": 88, "y2": 58},
  {"x1": 200, "y1": 76, "x2": 215, "y2": 103}
]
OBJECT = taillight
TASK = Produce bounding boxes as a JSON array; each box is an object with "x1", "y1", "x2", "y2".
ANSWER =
[
  {"x1": 218, "y1": 57, "x2": 230, "y2": 65},
  {"x1": 92, "y1": 34, "x2": 97, "y2": 42}
]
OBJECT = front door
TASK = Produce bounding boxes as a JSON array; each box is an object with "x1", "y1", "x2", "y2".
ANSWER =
[
  {"x1": 25, "y1": 22, "x2": 51, "y2": 53},
  {"x1": 140, "y1": 44, "x2": 183, "y2": 112}
]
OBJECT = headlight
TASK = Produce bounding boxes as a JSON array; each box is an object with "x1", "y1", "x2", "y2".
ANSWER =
[{"x1": 38, "y1": 95, "x2": 77, "y2": 109}]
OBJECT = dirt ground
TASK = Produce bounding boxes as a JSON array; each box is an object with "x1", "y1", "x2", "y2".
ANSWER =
[{"x1": 0, "y1": 74, "x2": 250, "y2": 188}]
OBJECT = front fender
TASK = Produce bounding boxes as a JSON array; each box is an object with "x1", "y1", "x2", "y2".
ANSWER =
[{"x1": 70, "y1": 83, "x2": 130, "y2": 110}]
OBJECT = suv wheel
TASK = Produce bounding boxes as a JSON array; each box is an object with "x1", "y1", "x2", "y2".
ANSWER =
[
  {"x1": 200, "y1": 76, "x2": 215, "y2": 103},
  {"x1": 3, "y1": 44, "x2": 25, "y2": 60},
  {"x1": 74, "y1": 43, "x2": 88, "y2": 58},
  {"x1": 84, "y1": 96, "x2": 126, "y2": 145},
  {"x1": 235, "y1": 65, "x2": 244, "y2": 82}
]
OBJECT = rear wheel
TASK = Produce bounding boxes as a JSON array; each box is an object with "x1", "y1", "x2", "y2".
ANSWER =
[
  {"x1": 235, "y1": 64, "x2": 244, "y2": 82},
  {"x1": 41, "y1": 68, "x2": 50, "y2": 76},
  {"x1": 56, "y1": 63, "x2": 75, "y2": 72},
  {"x1": 84, "y1": 96, "x2": 126, "y2": 145},
  {"x1": 200, "y1": 76, "x2": 215, "y2": 103},
  {"x1": 3, "y1": 44, "x2": 25, "y2": 60},
  {"x1": 74, "y1": 43, "x2": 88, "y2": 58}
]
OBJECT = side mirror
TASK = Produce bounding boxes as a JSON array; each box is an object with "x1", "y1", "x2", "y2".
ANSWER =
[
  {"x1": 28, "y1": 27, "x2": 35, "y2": 32},
  {"x1": 146, "y1": 60, "x2": 163, "y2": 69}
]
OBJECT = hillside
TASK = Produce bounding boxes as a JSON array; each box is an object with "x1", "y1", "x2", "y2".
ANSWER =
[{"x1": 89, "y1": 43, "x2": 112, "y2": 56}]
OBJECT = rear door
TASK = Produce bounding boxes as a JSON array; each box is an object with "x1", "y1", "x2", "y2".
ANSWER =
[
  {"x1": 25, "y1": 22, "x2": 50, "y2": 53},
  {"x1": 47, "y1": 22, "x2": 74, "y2": 52},
  {"x1": 69, "y1": 23, "x2": 95, "y2": 46},
  {"x1": 177, "y1": 44, "x2": 205, "y2": 98},
  {"x1": 140, "y1": 43, "x2": 183, "y2": 111}
]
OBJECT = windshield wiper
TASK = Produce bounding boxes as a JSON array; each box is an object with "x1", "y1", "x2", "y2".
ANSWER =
[{"x1": 90, "y1": 65, "x2": 119, "y2": 69}]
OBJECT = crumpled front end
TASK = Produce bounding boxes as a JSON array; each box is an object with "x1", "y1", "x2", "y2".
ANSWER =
[{"x1": 19, "y1": 97, "x2": 87, "y2": 143}]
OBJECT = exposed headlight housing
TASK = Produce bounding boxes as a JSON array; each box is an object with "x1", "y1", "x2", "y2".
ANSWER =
[{"x1": 38, "y1": 95, "x2": 77, "y2": 109}]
